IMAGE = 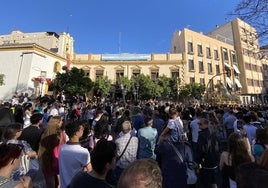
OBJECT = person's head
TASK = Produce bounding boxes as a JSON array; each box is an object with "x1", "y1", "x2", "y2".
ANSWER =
[
  {"x1": 0, "y1": 143, "x2": 23, "y2": 170},
  {"x1": 236, "y1": 162, "x2": 268, "y2": 188},
  {"x1": 228, "y1": 133, "x2": 252, "y2": 168},
  {"x1": 90, "y1": 139, "x2": 116, "y2": 176},
  {"x1": 168, "y1": 107, "x2": 178, "y2": 119},
  {"x1": 65, "y1": 120, "x2": 84, "y2": 139},
  {"x1": 118, "y1": 158, "x2": 162, "y2": 188},
  {"x1": 145, "y1": 117, "x2": 153, "y2": 127},
  {"x1": 198, "y1": 118, "x2": 209, "y2": 130},
  {"x1": 44, "y1": 116, "x2": 63, "y2": 136},
  {"x1": 30, "y1": 113, "x2": 43, "y2": 125},
  {"x1": 3, "y1": 123, "x2": 23, "y2": 141},
  {"x1": 122, "y1": 121, "x2": 132, "y2": 134}
]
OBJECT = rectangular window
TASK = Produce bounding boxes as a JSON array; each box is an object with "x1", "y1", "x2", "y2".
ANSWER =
[
  {"x1": 222, "y1": 48, "x2": 228, "y2": 61},
  {"x1": 188, "y1": 59, "x2": 194, "y2": 71},
  {"x1": 116, "y1": 70, "x2": 124, "y2": 82},
  {"x1": 231, "y1": 51, "x2": 237, "y2": 64},
  {"x1": 214, "y1": 49, "x2": 219, "y2": 60},
  {"x1": 216, "y1": 64, "x2": 220, "y2": 74},
  {"x1": 187, "y1": 42, "x2": 193, "y2": 54},
  {"x1": 197, "y1": 44, "x2": 203, "y2": 56},
  {"x1": 96, "y1": 70, "x2": 104, "y2": 80},
  {"x1": 132, "y1": 69, "x2": 140, "y2": 76},
  {"x1": 200, "y1": 78, "x2": 205, "y2": 85},
  {"x1": 208, "y1": 63, "x2": 213, "y2": 73},
  {"x1": 206, "y1": 47, "x2": 211, "y2": 58},
  {"x1": 84, "y1": 70, "x2": 90, "y2": 77},
  {"x1": 190, "y1": 77, "x2": 195, "y2": 83},
  {"x1": 171, "y1": 71, "x2": 179, "y2": 79},
  {"x1": 199, "y1": 61, "x2": 204, "y2": 72},
  {"x1": 151, "y1": 70, "x2": 159, "y2": 80}
]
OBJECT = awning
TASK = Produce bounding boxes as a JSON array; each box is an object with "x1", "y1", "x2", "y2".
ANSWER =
[
  {"x1": 233, "y1": 65, "x2": 241, "y2": 74},
  {"x1": 234, "y1": 78, "x2": 242, "y2": 88},
  {"x1": 224, "y1": 62, "x2": 232, "y2": 69},
  {"x1": 226, "y1": 77, "x2": 233, "y2": 88}
]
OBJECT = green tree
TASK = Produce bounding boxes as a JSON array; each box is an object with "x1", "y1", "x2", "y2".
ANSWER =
[
  {"x1": 158, "y1": 75, "x2": 173, "y2": 100},
  {"x1": 93, "y1": 76, "x2": 112, "y2": 98},
  {"x1": 179, "y1": 83, "x2": 206, "y2": 102},
  {"x1": 50, "y1": 67, "x2": 93, "y2": 97},
  {"x1": 0, "y1": 74, "x2": 4, "y2": 86},
  {"x1": 131, "y1": 74, "x2": 155, "y2": 100}
]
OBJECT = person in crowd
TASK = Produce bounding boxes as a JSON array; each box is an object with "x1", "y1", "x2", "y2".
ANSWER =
[
  {"x1": 189, "y1": 108, "x2": 202, "y2": 160},
  {"x1": 23, "y1": 103, "x2": 33, "y2": 129},
  {"x1": 243, "y1": 114, "x2": 257, "y2": 146},
  {"x1": 131, "y1": 105, "x2": 145, "y2": 132},
  {"x1": 196, "y1": 118, "x2": 220, "y2": 188},
  {"x1": 0, "y1": 102, "x2": 15, "y2": 140},
  {"x1": 220, "y1": 133, "x2": 254, "y2": 188},
  {"x1": 114, "y1": 109, "x2": 131, "y2": 137},
  {"x1": 152, "y1": 110, "x2": 165, "y2": 142},
  {"x1": 137, "y1": 117, "x2": 158, "y2": 159},
  {"x1": 79, "y1": 120, "x2": 93, "y2": 151},
  {"x1": 14, "y1": 99, "x2": 24, "y2": 124},
  {"x1": 19, "y1": 113, "x2": 43, "y2": 153},
  {"x1": 49, "y1": 102, "x2": 59, "y2": 117},
  {"x1": 59, "y1": 120, "x2": 91, "y2": 188},
  {"x1": 223, "y1": 107, "x2": 237, "y2": 138},
  {"x1": 158, "y1": 107, "x2": 187, "y2": 143},
  {"x1": 115, "y1": 120, "x2": 138, "y2": 181},
  {"x1": 0, "y1": 142, "x2": 32, "y2": 188},
  {"x1": 91, "y1": 107, "x2": 104, "y2": 130},
  {"x1": 68, "y1": 139, "x2": 116, "y2": 188},
  {"x1": 155, "y1": 135, "x2": 191, "y2": 188},
  {"x1": 248, "y1": 111, "x2": 263, "y2": 129},
  {"x1": 236, "y1": 162, "x2": 268, "y2": 188},
  {"x1": 260, "y1": 149, "x2": 268, "y2": 170},
  {"x1": 117, "y1": 158, "x2": 162, "y2": 188},
  {"x1": 253, "y1": 128, "x2": 268, "y2": 163},
  {"x1": 233, "y1": 111, "x2": 245, "y2": 134},
  {"x1": 38, "y1": 116, "x2": 66, "y2": 188}
]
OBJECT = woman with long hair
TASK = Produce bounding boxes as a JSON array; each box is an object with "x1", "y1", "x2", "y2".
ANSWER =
[
  {"x1": 220, "y1": 133, "x2": 254, "y2": 188},
  {"x1": 38, "y1": 116, "x2": 66, "y2": 188}
]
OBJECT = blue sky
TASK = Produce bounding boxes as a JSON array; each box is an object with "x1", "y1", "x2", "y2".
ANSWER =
[{"x1": 1, "y1": 0, "x2": 240, "y2": 54}]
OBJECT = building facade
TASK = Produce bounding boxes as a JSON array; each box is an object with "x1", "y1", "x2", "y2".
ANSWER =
[
  {"x1": 170, "y1": 28, "x2": 241, "y2": 104},
  {"x1": 207, "y1": 18, "x2": 264, "y2": 104}
]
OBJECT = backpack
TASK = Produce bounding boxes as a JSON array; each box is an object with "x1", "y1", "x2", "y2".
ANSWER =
[{"x1": 203, "y1": 132, "x2": 220, "y2": 167}]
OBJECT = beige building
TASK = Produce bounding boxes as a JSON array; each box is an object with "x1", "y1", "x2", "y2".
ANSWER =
[
  {"x1": 207, "y1": 18, "x2": 264, "y2": 104},
  {"x1": 170, "y1": 28, "x2": 241, "y2": 103},
  {"x1": 72, "y1": 53, "x2": 183, "y2": 83}
]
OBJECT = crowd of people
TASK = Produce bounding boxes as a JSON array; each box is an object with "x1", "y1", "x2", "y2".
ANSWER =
[{"x1": 0, "y1": 92, "x2": 268, "y2": 188}]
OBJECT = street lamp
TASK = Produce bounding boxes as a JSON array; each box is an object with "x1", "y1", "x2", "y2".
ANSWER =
[{"x1": 120, "y1": 83, "x2": 127, "y2": 104}]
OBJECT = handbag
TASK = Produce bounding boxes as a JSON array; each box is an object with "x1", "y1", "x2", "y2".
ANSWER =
[{"x1": 167, "y1": 141, "x2": 197, "y2": 185}]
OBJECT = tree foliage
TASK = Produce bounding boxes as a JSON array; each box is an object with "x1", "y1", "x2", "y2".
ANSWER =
[
  {"x1": 179, "y1": 83, "x2": 206, "y2": 101},
  {"x1": 0, "y1": 74, "x2": 4, "y2": 86},
  {"x1": 229, "y1": 0, "x2": 268, "y2": 44},
  {"x1": 50, "y1": 67, "x2": 93, "y2": 97},
  {"x1": 94, "y1": 76, "x2": 112, "y2": 97}
]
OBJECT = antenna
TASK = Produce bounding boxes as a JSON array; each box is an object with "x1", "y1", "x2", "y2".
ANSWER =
[{"x1": 119, "y1": 32, "x2": 121, "y2": 54}]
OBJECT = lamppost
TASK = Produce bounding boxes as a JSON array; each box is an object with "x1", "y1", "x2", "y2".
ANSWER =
[
  {"x1": 206, "y1": 71, "x2": 227, "y2": 102},
  {"x1": 120, "y1": 83, "x2": 127, "y2": 104}
]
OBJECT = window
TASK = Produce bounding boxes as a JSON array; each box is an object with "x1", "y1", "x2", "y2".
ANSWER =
[
  {"x1": 231, "y1": 51, "x2": 237, "y2": 64},
  {"x1": 151, "y1": 70, "x2": 159, "y2": 81},
  {"x1": 116, "y1": 70, "x2": 124, "y2": 82},
  {"x1": 207, "y1": 63, "x2": 213, "y2": 74},
  {"x1": 245, "y1": 63, "x2": 251, "y2": 70},
  {"x1": 132, "y1": 69, "x2": 140, "y2": 76},
  {"x1": 84, "y1": 70, "x2": 90, "y2": 77},
  {"x1": 171, "y1": 71, "x2": 179, "y2": 79},
  {"x1": 216, "y1": 64, "x2": 220, "y2": 74},
  {"x1": 222, "y1": 48, "x2": 228, "y2": 61},
  {"x1": 188, "y1": 59, "x2": 194, "y2": 71},
  {"x1": 197, "y1": 44, "x2": 203, "y2": 56},
  {"x1": 214, "y1": 49, "x2": 219, "y2": 60},
  {"x1": 247, "y1": 78, "x2": 253, "y2": 86},
  {"x1": 187, "y1": 42, "x2": 193, "y2": 54},
  {"x1": 200, "y1": 78, "x2": 205, "y2": 85},
  {"x1": 95, "y1": 70, "x2": 104, "y2": 80},
  {"x1": 173, "y1": 46, "x2": 177, "y2": 53},
  {"x1": 199, "y1": 61, "x2": 204, "y2": 72},
  {"x1": 190, "y1": 77, "x2": 195, "y2": 83},
  {"x1": 206, "y1": 47, "x2": 211, "y2": 58}
]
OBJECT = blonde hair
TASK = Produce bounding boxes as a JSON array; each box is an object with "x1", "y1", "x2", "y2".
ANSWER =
[
  {"x1": 122, "y1": 121, "x2": 132, "y2": 134},
  {"x1": 118, "y1": 159, "x2": 162, "y2": 188}
]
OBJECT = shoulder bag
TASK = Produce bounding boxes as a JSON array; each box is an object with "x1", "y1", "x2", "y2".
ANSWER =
[
  {"x1": 167, "y1": 140, "x2": 197, "y2": 185},
  {"x1": 116, "y1": 136, "x2": 132, "y2": 162}
]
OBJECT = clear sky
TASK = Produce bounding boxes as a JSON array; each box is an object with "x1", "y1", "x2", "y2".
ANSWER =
[{"x1": 1, "y1": 0, "x2": 240, "y2": 54}]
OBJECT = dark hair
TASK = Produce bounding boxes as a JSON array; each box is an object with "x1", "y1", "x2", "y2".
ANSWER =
[
  {"x1": 0, "y1": 143, "x2": 23, "y2": 168},
  {"x1": 93, "y1": 116, "x2": 109, "y2": 139},
  {"x1": 90, "y1": 139, "x2": 116, "y2": 175},
  {"x1": 30, "y1": 113, "x2": 44, "y2": 124},
  {"x1": 3, "y1": 123, "x2": 23, "y2": 141},
  {"x1": 65, "y1": 120, "x2": 83, "y2": 138}
]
